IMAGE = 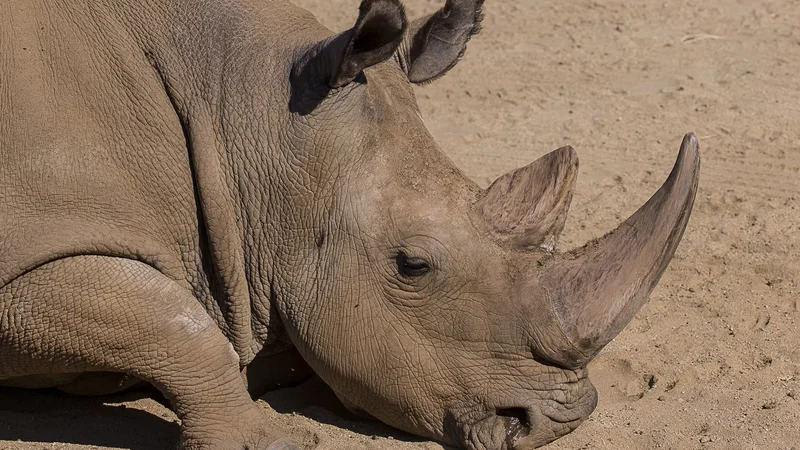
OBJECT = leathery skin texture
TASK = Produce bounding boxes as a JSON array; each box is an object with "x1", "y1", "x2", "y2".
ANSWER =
[{"x1": 0, "y1": 0, "x2": 699, "y2": 449}]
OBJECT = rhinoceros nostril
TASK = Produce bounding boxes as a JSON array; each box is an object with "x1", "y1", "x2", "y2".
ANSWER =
[{"x1": 496, "y1": 407, "x2": 531, "y2": 445}]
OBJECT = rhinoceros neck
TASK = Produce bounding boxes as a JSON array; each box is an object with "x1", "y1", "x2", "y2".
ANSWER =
[{"x1": 114, "y1": 0, "x2": 336, "y2": 361}]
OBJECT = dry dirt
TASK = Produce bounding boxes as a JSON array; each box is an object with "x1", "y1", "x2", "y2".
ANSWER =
[{"x1": 2, "y1": 0, "x2": 798, "y2": 449}]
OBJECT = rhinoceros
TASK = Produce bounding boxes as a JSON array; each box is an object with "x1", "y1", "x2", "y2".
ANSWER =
[{"x1": 0, "y1": 0, "x2": 700, "y2": 448}]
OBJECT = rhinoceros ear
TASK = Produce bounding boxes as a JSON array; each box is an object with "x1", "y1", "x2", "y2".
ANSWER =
[
  {"x1": 322, "y1": 0, "x2": 408, "y2": 88},
  {"x1": 400, "y1": 0, "x2": 484, "y2": 84},
  {"x1": 476, "y1": 146, "x2": 579, "y2": 251}
]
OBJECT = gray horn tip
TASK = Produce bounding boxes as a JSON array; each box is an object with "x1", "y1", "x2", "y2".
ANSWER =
[{"x1": 667, "y1": 132, "x2": 700, "y2": 192}]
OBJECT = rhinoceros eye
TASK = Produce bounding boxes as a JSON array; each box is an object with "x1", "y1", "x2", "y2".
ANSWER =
[{"x1": 396, "y1": 252, "x2": 430, "y2": 278}]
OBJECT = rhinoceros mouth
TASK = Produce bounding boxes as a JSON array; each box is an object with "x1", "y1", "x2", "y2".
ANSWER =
[
  {"x1": 448, "y1": 379, "x2": 597, "y2": 450},
  {"x1": 446, "y1": 407, "x2": 531, "y2": 450},
  {"x1": 495, "y1": 407, "x2": 531, "y2": 447}
]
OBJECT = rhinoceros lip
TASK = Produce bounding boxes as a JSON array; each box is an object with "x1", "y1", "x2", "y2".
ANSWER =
[{"x1": 496, "y1": 408, "x2": 531, "y2": 448}]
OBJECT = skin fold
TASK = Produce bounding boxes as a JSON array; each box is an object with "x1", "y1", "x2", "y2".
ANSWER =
[{"x1": 0, "y1": 0, "x2": 699, "y2": 449}]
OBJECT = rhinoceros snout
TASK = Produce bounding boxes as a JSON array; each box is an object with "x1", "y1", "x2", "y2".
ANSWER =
[{"x1": 444, "y1": 377, "x2": 598, "y2": 450}]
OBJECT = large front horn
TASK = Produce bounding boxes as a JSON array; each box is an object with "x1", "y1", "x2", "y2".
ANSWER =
[{"x1": 542, "y1": 133, "x2": 700, "y2": 360}]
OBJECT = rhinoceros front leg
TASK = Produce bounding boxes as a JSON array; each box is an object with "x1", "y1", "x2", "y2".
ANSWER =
[{"x1": 0, "y1": 255, "x2": 297, "y2": 450}]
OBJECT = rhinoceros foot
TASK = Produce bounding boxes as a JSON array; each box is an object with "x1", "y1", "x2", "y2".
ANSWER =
[{"x1": 178, "y1": 404, "x2": 300, "y2": 450}]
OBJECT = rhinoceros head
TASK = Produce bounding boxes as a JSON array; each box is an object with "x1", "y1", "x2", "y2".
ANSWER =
[{"x1": 276, "y1": 0, "x2": 699, "y2": 448}]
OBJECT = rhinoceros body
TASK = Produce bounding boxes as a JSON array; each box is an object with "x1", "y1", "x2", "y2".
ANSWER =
[{"x1": 0, "y1": 0, "x2": 699, "y2": 449}]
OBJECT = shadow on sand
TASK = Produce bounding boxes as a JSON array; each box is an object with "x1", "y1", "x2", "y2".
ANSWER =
[
  {"x1": 1, "y1": 376, "x2": 453, "y2": 449},
  {"x1": 0, "y1": 386, "x2": 179, "y2": 449}
]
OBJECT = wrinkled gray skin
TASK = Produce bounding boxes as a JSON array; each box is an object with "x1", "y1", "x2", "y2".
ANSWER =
[{"x1": 0, "y1": 0, "x2": 700, "y2": 449}]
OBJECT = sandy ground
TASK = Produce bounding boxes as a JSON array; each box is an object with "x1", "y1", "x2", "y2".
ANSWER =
[{"x1": 2, "y1": 0, "x2": 799, "y2": 449}]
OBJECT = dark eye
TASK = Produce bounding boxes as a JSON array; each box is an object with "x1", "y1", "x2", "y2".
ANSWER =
[{"x1": 396, "y1": 253, "x2": 430, "y2": 277}]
